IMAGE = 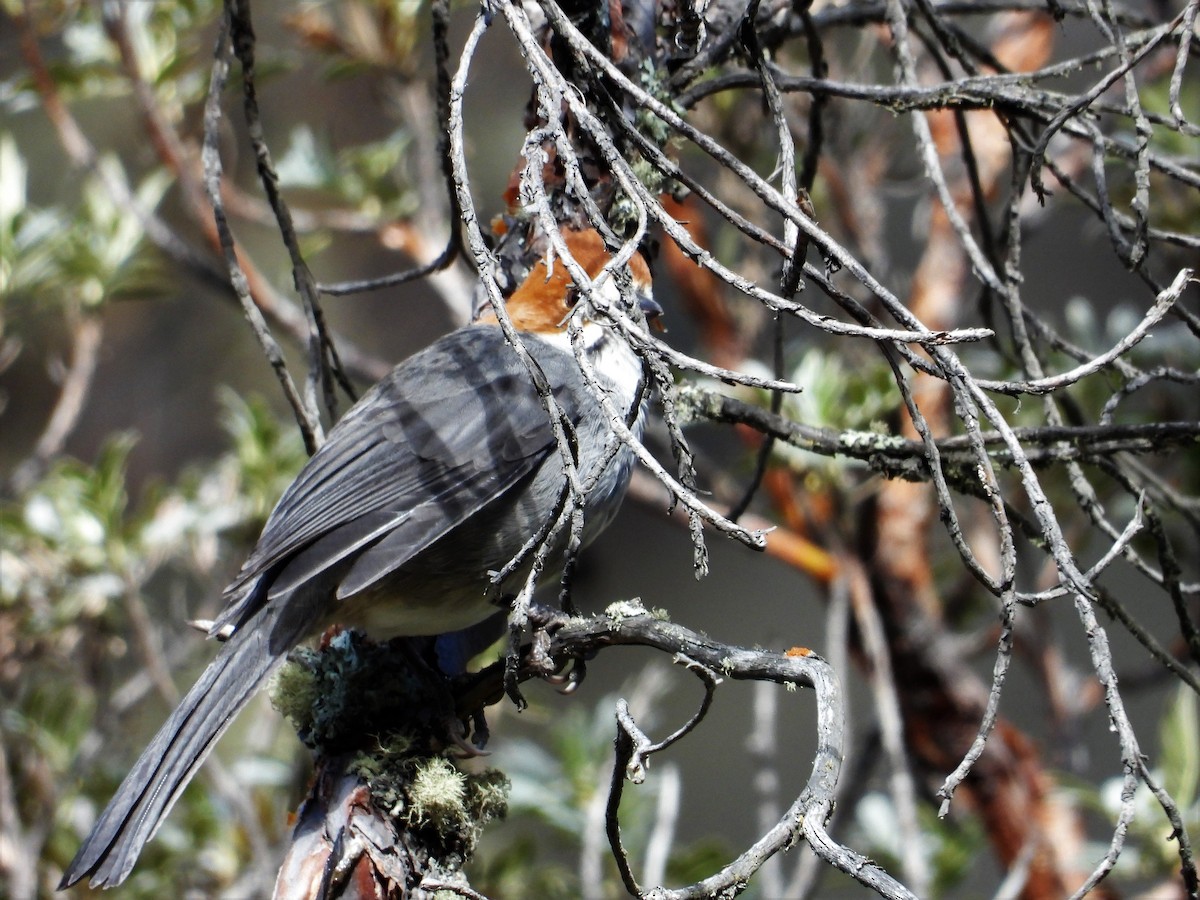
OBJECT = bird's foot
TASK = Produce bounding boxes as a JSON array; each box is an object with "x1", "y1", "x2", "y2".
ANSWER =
[
  {"x1": 526, "y1": 617, "x2": 588, "y2": 694},
  {"x1": 524, "y1": 601, "x2": 574, "y2": 631},
  {"x1": 443, "y1": 711, "x2": 491, "y2": 758}
]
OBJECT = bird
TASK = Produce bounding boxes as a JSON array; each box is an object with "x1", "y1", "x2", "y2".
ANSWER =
[{"x1": 59, "y1": 227, "x2": 659, "y2": 889}]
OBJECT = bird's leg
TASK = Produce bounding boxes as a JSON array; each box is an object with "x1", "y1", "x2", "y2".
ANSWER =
[
  {"x1": 500, "y1": 601, "x2": 590, "y2": 704},
  {"x1": 469, "y1": 709, "x2": 490, "y2": 749},
  {"x1": 524, "y1": 603, "x2": 589, "y2": 693},
  {"x1": 525, "y1": 600, "x2": 573, "y2": 631},
  {"x1": 387, "y1": 638, "x2": 491, "y2": 757}
]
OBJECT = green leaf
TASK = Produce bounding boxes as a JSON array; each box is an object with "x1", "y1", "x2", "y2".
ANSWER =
[
  {"x1": 1160, "y1": 683, "x2": 1199, "y2": 811},
  {"x1": 217, "y1": 388, "x2": 307, "y2": 520}
]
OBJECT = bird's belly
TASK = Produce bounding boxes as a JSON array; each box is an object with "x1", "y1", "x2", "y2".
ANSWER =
[
  {"x1": 332, "y1": 541, "x2": 562, "y2": 638},
  {"x1": 333, "y1": 572, "x2": 502, "y2": 637},
  {"x1": 330, "y1": 444, "x2": 636, "y2": 640}
]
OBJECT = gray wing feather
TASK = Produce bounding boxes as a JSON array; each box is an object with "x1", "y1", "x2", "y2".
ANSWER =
[
  {"x1": 214, "y1": 326, "x2": 583, "y2": 633},
  {"x1": 262, "y1": 509, "x2": 409, "y2": 600},
  {"x1": 335, "y1": 468, "x2": 511, "y2": 599}
]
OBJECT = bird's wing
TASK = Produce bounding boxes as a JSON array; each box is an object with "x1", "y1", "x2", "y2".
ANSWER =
[{"x1": 214, "y1": 325, "x2": 584, "y2": 633}]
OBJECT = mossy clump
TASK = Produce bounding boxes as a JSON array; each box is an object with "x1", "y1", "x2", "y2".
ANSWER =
[
  {"x1": 268, "y1": 629, "x2": 439, "y2": 752},
  {"x1": 269, "y1": 628, "x2": 509, "y2": 861},
  {"x1": 351, "y1": 752, "x2": 510, "y2": 862}
]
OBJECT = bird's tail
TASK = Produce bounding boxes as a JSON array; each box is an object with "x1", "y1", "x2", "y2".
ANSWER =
[{"x1": 59, "y1": 594, "x2": 305, "y2": 889}]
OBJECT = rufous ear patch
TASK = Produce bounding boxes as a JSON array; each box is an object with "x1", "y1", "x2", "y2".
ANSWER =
[{"x1": 488, "y1": 229, "x2": 652, "y2": 333}]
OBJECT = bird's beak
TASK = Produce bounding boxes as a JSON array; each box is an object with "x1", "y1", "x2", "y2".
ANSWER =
[{"x1": 639, "y1": 293, "x2": 666, "y2": 332}]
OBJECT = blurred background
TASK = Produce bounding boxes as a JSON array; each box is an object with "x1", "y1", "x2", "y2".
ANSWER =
[{"x1": 2, "y1": 0, "x2": 1198, "y2": 897}]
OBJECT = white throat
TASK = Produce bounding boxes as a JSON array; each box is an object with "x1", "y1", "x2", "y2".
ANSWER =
[
  {"x1": 530, "y1": 274, "x2": 650, "y2": 424},
  {"x1": 535, "y1": 322, "x2": 643, "y2": 408}
]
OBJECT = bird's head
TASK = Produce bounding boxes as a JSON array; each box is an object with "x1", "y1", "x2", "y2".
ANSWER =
[{"x1": 485, "y1": 229, "x2": 661, "y2": 337}]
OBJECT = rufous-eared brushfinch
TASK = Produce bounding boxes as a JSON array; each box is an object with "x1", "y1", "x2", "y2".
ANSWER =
[{"x1": 61, "y1": 228, "x2": 660, "y2": 889}]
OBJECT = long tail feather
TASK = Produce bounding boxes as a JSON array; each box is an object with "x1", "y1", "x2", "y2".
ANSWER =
[{"x1": 60, "y1": 594, "x2": 309, "y2": 889}]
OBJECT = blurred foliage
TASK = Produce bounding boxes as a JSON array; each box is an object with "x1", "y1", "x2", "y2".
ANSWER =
[
  {"x1": 715, "y1": 344, "x2": 899, "y2": 488},
  {"x1": 481, "y1": 685, "x2": 733, "y2": 898},
  {"x1": 1058, "y1": 685, "x2": 1200, "y2": 886},
  {"x1": 0, "y1": 0, "x2": 221, "y2": 108},
  {"x1": 2, "y1": 0, "x2": 1198, "y2": 896},
  {"x1": 851, "y1": 791, "x2": 987, "y2": 899},
  {"x1": 0, "y1": 390, "x2": 304, "y2": 894},
  {"x1": 285, "y1": 0, "x2": 428, "y2": 77},
  {"x1": 0, "y1": 136, "x2": 168, "y2": 309},
  {"x1": 276, "y1": 124, "x2": 420, "y2": 218}
]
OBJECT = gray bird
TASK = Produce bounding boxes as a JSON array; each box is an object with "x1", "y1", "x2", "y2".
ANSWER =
[{"x1": 60, "y1": 228, "x2": 658, "y2": 889}]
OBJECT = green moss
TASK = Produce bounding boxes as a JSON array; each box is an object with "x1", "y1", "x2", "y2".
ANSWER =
[
  {"x1": 268, "y1": 628, "x2": 509, "y2": 864},
  {"x1": 267, "y1": 630, "x2": 431, "y2": 751},
  {"x1": 267, "y1": 647, "x2": 320, "y2": 735},
  {"x1": 407, "y1": 757, "x2": 468, "y2": 831}
]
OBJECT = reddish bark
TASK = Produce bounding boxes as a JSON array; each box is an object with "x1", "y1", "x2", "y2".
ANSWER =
[
  {"x1": 659, "y1": 194, "x2": 748, "y2": 370},
  {"x1": 858, "y1": 13, "x2": 1109, "y2": 898}
]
